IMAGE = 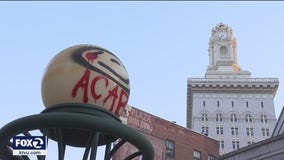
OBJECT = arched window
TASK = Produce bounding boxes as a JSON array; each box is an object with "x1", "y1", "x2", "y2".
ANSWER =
[
  {"x1": 216, "y1": 113, "x2": 222, "y2": 122},
  {"x1": 231, "y1": 113, "x2": 237, "y2": 122},
  {"x1": 245, "y1": 114, "x2": 252, "y2": 123},
  {"x1": 202, "y1": 113, "x2": 208, "y2": 122},
  {"x1": 261, "y1": 114, "x2": 267, "y2": 123},
  {"x1": 220, "y1": 46, "x2": 228, "y2": 57}
]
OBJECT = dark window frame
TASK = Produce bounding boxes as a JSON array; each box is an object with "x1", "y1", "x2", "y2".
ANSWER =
[{"x1": 165, "y1": 139, "x2": 175, "y2": 158}]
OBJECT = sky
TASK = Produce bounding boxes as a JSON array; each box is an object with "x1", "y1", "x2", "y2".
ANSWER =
[{"x1": 1, "y1": 1, "x2": 284, "y2": 159}]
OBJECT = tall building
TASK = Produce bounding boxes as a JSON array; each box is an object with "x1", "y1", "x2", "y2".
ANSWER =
[
  {"x1": 187, "y1": 23, "x2": 279, "y2": 155},
  {"x1": 114, "y1": 106, "x2": 219, "y2": 160},
  {"x1": 218, "y1": 106, "x2": 284, "y2": 160}
]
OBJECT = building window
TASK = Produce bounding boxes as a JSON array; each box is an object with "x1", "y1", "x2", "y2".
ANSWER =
[
  {"x1": 165, "y1": 139, "x2": 175, "y2": 158},
  {"x1": 246, "y1": 101, "x2": 249, "y2": 108},
  {"x1": 261, "y1": 114, "x2": 267, "y2": 123},
  {"x1": 261, "y1": 101, "x2": 264, "y2": 108},
  {"x1": 202, "y1": 126, "x2": 209, "y2": 135},
  {"x1": 245, "y1": 114, "x2": 252, "y2": 123},
  {"x1": 193, "y1": 150, "x2": 201, "y2": 160},
  {"x1": 232, "y1": 140, "x2": 240, "y2": 150},
  {"x1": 220, "y1": 140, "x2": 224, "y2": 149},
  {"x1": 216, "y1": 113, "x2": 222, "y2": 122},
  {"x1": 231, "y1": 101, "x2": 234, "y2": 107},
  {"x1": 262, "y1": 128, "x2": 270, "y2": 137},
  {"x1": 246, "y1": 127, "x2": 254, "y2": 136},
  {"x1": 231, "y1": 113, "x2": 237, "y2": 122},
  {"x1": 202, "y1": 113, "x2": 208, "y2": 122},
  {"x1": 216, "y1": 126, "x2": 223, "y2": 135},
  {"x1": 217, "y1": 101, "x2": 220, "y2": 107},
  {"x1": 231, "y1": 127, "x2": 238, "y2": 136},
  {"x1": 203, "y1": 101, "x2": 206, "y2": 107},
  {"x1": 266, "y1": 128, "x2": 270, "y2": 136},
  {"x1": 208, "y1": 155, "x2": 216, "y2": 160},
  {"x1": 220, "y1": 46, "x2": 228, "y2": 57},
  {"x1": 248, "y1": 140, "x2": 255, "y2": 145}
]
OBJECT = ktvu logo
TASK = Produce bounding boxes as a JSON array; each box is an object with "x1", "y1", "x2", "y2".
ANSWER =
[{"x1": 12, "y1": 136, "x2": 47, "y2": 155}]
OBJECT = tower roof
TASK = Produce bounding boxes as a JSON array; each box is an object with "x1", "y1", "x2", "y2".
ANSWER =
[{"x1": 215, "y1": 22, "x2": 230, "y2": 30}]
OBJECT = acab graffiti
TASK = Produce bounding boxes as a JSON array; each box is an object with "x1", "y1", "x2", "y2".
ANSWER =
[{"x1": 71, "y1": 69, "x2": 129, "y2": 116}]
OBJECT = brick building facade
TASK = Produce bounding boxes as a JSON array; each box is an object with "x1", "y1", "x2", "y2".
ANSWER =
[{"x1": 113, "y1": 106, "x2": 219, "y2": 160}]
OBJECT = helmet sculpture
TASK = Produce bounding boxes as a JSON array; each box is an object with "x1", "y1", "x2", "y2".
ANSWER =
[{"x1": 41, "y1": 44, "x2": 130, "y2": 116}]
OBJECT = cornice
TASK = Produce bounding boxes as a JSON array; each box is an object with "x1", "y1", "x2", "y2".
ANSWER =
[
  {"x1": 188, "y1": 78, "x2": 278, "y2": 87},
  {"x1": 187, "y1": 78, "x2": 279, "y2": 97}
]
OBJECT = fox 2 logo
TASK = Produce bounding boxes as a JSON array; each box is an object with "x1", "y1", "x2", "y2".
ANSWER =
[{"x1": 13, "y1": 136, "x2": 46, "y2": 150}]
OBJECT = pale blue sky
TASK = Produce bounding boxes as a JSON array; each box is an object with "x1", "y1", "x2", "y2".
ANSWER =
[{"x1": 1, "y1": 1, "x2": 284, "y2": 159}]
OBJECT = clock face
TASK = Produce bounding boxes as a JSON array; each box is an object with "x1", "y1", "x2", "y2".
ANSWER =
[{"x1": 218, "y1": 32, "x2": 227, "y2": 39}]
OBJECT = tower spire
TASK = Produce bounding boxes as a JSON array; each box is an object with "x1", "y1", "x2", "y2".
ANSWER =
[{"x1": 205, "y1": 23, "x2": 251, "y2": 79}]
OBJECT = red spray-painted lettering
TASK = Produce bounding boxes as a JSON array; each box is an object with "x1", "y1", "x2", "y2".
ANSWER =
[{"x1": 71, "y1": 69, "x2": 128, "y2": 115}]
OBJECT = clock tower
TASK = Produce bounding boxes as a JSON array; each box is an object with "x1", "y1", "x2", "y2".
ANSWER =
[
  {"x1": 206, "y1": 23, "x2": 251, "y2": 78},
  {"x1": 187, "y1": 23, "x2": 279, "y2": 155}
]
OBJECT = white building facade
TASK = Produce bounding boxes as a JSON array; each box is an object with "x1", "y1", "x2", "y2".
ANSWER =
[{"x1": 187, "y1": 23, "x2": 279, "y2": 155}]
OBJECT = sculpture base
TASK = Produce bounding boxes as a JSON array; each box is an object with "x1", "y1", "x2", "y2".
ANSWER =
[
  {"x1": 40, "y1": 103, "x2": 121, "y2": 147},
  {"x1": 0, "y1": 104, "x2": 154, "y2": 160}
]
